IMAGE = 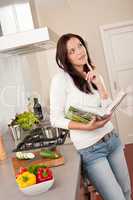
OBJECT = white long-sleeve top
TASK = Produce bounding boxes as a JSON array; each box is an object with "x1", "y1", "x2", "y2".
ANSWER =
[{"x1": 50, "y1": 70, "x2": 114, "y2": 150}]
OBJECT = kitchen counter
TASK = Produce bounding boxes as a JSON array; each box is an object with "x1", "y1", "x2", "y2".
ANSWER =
[{"x1": 0, "y1": 144, "x2": 81, "y2": 200}]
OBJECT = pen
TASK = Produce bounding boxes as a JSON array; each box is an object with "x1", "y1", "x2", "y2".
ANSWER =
[
  {"x1": 86, "y1": 62, "x2": 93, "y2": 71},
  {"x1": 85, "y1": 62, "x2": 94, "y2": 91},
  {"x1": 86, "y1": 62, "x2": 96, "y2": 80}
]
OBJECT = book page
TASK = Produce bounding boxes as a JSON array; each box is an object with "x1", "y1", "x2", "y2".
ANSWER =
[
  {"x1": 92, "y1": 90, "x2": 127, "y2": 119},
  {"x1": 106, "y1": 90, "x2": 127, "y2": 114},
  {"x1": 65, "y1": 90, "x2": 127, "y2": 122}
]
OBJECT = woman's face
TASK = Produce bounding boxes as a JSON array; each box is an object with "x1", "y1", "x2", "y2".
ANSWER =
[{"x1": 66, "y1": 37, "x2": 87, "y2": 69}]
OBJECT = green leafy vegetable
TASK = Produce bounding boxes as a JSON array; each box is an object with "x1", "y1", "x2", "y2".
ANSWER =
[{"x1": 10, "y1": 112, "x2": 39, "y2": 130}]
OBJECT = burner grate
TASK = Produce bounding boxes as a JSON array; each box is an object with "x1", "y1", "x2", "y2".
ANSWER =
[{"x1": 13, "y1": 127, "x2": 69, "y2": 152}]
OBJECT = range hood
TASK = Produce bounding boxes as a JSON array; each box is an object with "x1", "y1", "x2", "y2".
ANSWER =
[
  {"x1": 0, "y1": 1, "x2": 59, "y2": 56},
  {"x1": 0, "y1": 27, "x2": 58, "y2": 56}
]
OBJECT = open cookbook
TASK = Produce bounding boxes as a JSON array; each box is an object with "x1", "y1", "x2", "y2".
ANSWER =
[{"x1": 65, "y1": 90, "x2": 127, "y2": 123}]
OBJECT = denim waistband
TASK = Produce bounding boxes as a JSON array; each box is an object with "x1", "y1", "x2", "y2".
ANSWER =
[{"x1": 96, "y1": 129, "x2": 117, "y2": 144}]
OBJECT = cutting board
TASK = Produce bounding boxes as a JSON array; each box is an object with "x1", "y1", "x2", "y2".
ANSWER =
[{"x1": 11, "y1": 148, "x2": 64, "y2": 174}]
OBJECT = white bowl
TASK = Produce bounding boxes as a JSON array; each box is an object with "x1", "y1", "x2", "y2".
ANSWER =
[{"x1": 20, "y1": 178, "x2": 54, "y2": 196}]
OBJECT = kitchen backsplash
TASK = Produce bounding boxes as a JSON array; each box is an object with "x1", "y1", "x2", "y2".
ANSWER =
[{"x1": 0, "y1": 54, "x2": 42, "y2": 135}]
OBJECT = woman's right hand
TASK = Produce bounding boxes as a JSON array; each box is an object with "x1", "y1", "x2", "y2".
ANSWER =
[{"x1": 86, "y1": 114, "x2": 112, "y2": 131}]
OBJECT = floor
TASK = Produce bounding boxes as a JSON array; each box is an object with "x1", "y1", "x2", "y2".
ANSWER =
[
  {"x1": 80, "y1": 143, "x2": 133, "y2": 200},
  {"x1": 124, "y1": 144, "x2": 133, "y2": 200}
]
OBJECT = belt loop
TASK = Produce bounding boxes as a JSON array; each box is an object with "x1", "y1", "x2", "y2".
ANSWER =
[{"x1": 96, "y1": 129, "x2": 115, "y2": 144}]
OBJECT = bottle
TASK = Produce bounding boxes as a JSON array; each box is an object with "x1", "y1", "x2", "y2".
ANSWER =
[
  {"x1": 27, "y1": 97, "x2": 34, "y2": 112},
  {"x1": 33, "y1": 98, "x2": 43, "y2": 120}
]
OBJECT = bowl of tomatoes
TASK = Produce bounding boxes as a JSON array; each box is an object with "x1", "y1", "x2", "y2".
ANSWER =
[{"x1": 16, "y1": 165, "x2": 54, "y2": 195}]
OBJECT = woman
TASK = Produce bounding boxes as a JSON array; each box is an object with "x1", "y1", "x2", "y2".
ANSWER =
[{"x1": 50, "y1": 33, "x2": 131, "y2": 200}]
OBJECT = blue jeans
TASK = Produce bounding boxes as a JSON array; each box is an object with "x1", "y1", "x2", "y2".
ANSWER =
[{"x1": 78, "y1": 130, "x2": 131, "y2": 200}]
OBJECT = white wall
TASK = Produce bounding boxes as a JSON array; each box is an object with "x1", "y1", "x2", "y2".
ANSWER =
[
  {"x1": 0, "y1": 54, "x2": 42, "y2": 134},
  {"x1": 34, "y1": 0, "x2": 133, "y2": 103},
  {"x1": 36, "y1": 49, "x2": 59, "y2": 107},
  {"x1": 0, "y1": 56, "x2": 25, "y2": 132}
]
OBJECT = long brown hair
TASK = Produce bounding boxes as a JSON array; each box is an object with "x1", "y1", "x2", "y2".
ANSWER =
[{"x1": 56, "y1": 33, "x2": 97, "y2": 93}]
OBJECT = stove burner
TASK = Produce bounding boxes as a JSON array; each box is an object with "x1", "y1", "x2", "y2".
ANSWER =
[{"x1": 13, "y1": 127, "x2": 68, "y2": 152}]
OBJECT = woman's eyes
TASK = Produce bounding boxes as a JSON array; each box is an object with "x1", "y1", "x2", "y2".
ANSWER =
[
  {"x1": 70, "y1": 49, "x2": 75, "y2": 54},
  {"x1": 68, "y1": 43, "x2": 83, "y2": 55}
]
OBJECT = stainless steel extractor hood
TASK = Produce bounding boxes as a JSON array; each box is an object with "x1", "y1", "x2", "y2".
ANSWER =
[
  {"x1": 0, "y1": 27, "x2": 58, "y2": 55},
  {"x1": 0, "y1": 1, "x2": 59, "y2": 56}
]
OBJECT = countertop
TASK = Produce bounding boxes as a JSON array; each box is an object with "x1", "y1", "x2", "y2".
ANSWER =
[{"x1": 0, "y1": 144, "x2": 81, "y2": 200}]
